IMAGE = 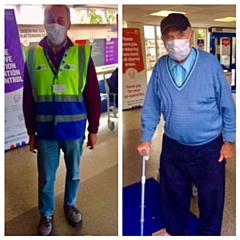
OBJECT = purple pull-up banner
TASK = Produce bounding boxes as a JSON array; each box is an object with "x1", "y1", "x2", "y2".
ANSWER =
[{"x1": 5, "y1": 9, "x2": 28, "y2": 150}]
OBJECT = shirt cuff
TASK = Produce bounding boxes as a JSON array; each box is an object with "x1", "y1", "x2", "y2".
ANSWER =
[
  {"x1": 223, "y1": 131, "x2": 236, "y2": 143},
  {"x1": 140, "y1": 130, "x2": 154, "y2": 143}
]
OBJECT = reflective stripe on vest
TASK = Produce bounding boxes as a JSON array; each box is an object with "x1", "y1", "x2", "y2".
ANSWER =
[
  {"x1": 37, "y1": 95, "x2": 84, "y2": 102},
  {"x1": 36, "y1": 113, "x2": 87, "y2": 122}
]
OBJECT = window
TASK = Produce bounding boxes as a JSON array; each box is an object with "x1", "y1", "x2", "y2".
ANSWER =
[
  {"x1": 144, "y1": 26, "x2": 156, "y2": 70},
  {"x1": 18, "y1": 5, "x2": 44, "y2": 24},
  {"x1": 144, "y1": 25, "x2": 155, "y2": 39},
  {"x1": 71, "y1": 7, "x2": 118, "y2": 24},
  {"x1": 88, "y1": 9, "x2": 105, "y2": 24},
  {"x1": 5, "y1": 5, "x2": 118, "y2": 25},
  {"x1": 156, "y1": 25, "x2": 167, "y2": 59},
  {"x1": 194, "y1": 28, "x2": 207, "y2": 51},
  {"x1": 106, "y1": 9, "x2": 117, "y2": 24},
  {"x1": 71, "y1": 8, "x2": 88, "y2": 24}
]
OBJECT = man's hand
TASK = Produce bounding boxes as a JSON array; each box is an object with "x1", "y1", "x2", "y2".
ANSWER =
[
  {"x1": 29, "y1": 134, "x2": 38, "y2": 153},
  {"x1": 136, "y1": 141, "x2": 151, "y2": 157},
  {"x1": 218, "y1": 142, "x2": 236, "y2": 162},
  {"x1": 87, "y1": 133, "x2": 98, "y2": 149}
]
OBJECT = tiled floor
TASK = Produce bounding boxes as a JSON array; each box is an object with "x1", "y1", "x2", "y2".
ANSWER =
[
  {"x1": 5, "y1": 112, "x2": 118, "y2": 236},
  {"x1": 4, "y1": 94, "x2": 236, "y2": 236},
  {"x1": 123, "y1": 94, "x2": 236, "y2": 236}
]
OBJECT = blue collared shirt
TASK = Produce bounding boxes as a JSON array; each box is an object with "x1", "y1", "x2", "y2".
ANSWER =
[{"x1": 168, "y1": 47, "x2": 197, "y2": 87}]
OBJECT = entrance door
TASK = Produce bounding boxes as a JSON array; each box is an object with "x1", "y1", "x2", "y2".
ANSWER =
[{"x1": 210, "y1": 32, "x2": 236, "y2": 91}]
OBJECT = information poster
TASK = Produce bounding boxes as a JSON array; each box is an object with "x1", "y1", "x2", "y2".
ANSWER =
[
  {"x1": 221, "y1": 37, "x2": 231, "y2": 55},
  {"x1": 197, "y1": 39, "x2": 204, "y2": 50},
  {"x1": 75, "y1": 38, "x2": 118, "y2": 67},
  {"x1": 5, "y1": 9, "x2": 28, "y2": 150},
  {"x1": 221, "y1": 37, "x2": 231, "y2": 67},
  {"x1": 123, "y1": 28, "x2": 147, "y2": 110}
]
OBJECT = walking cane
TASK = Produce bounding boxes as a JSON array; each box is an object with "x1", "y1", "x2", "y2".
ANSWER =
[{"x1": 140, "y1": 149, "x2": 149, "y2": 236}]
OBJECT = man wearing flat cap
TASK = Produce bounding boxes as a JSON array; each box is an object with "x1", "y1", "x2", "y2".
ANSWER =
[{"x1": 137, "y1": 13, "x2": 236, "y2": 236}]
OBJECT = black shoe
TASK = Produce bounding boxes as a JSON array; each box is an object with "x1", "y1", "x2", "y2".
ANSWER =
[
  {"x1": 38, "y1": 215, "x2": 53, "y2": 236},
  {"x1": 64, "y1": 205, "x2": 82, "y2": 227}
]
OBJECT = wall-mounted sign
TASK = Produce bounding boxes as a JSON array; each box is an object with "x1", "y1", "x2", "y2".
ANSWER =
[
  {"x1": 221, "y1": 37, "x2": 231, "y2": 55},
  {"x1": 122, "y1": 28, "x2": 147, "y2": 110},
  {"x1": 197, "y1": 39, "x2": 204, "y2": 50}
]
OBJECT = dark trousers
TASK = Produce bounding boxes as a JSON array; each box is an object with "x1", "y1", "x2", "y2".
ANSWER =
[{"x1": 159, "y1": 134, "x2": 225, "y2": 236}]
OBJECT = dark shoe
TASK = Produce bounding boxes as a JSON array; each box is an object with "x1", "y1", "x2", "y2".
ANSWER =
[
  {"x1": 38, "y1": 215, "x2": 53, "y2": 236},
  {"x1": 64, "y1": 205, "x2": 82, "y2": 226}
]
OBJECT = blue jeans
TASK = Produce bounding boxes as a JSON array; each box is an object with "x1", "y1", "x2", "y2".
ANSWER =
[{"x1": 37, "y1": 138, "x2": 84, "y2": 217}]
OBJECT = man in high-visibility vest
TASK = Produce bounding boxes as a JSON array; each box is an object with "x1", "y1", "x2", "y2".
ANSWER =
[{"x1": 23, "y1": 5, "x2": 101, "y2": 236}]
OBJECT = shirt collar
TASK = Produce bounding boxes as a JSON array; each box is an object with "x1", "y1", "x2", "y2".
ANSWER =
[
  {"x1": 168, "y1": 47, "x2": 196, "y2": 73},
  {"x1": 47, "y1": 38, "x2": 67, "y2": 48},
  {"x1": 39, "y1": 36, "x2": 73, "y2": 50}
]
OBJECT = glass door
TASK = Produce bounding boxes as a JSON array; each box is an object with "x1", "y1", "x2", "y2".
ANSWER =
[
  {"x1": 144, "y1": 26, "x2": 156, "y2": 71},
  {"x1": 210, "y1": 32, "x2": 236, "y2": 91}
]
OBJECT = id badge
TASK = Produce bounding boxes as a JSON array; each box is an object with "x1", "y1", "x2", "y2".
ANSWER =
[{"x1": 53, "y1": 84, "x2": 66, "y2": 93}]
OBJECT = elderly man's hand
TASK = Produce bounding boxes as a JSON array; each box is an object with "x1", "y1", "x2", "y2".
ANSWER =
[
  {"x1": 218, "y1": 142, "x2": 235, "y2": 162},
  {"x1": 136, "y1": 141, "x2": 151, "y2": 158}
]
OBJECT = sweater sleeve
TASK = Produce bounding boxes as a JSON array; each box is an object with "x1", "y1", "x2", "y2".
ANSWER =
[
  {"x1": 215, "y1": 60, "x2": 236, "y2": 142},
  {"x1": 83, "y1": 57, "x2": 101, "y2": 134},
  {"x1": 22, "y1": 62, "x2": 36, "y2": 135},
  {"x1": 141, "y1": 66, "x2": 161, "y2": 142}
]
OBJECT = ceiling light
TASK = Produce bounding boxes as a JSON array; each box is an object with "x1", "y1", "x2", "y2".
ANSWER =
[
  {"x1": 214, "y1": 17, "x2": 236, "y2": 22},
  {"x1": 151, "y1": 10, "x2": 186, "y2": 17}
]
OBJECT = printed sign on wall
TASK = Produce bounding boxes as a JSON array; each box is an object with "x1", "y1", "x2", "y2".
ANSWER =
[
  {"x1": 197, "y1": 39, "x2": 204, "y2": 51},
  {"x1": 75, "y1": 38, "x2": 118, "y2": 67},
  {"x1": 123, "y1": 28, "x2": 147, "y2": 110},
  {"x1": 5, "y1": 9, "x2": 28, "y2": 150},
  {"x1": 75, "y1": 37, "x2": 118, "y2": 73},
  {"x1": 221, "y1": 37, "x2": 231, "y2": 55}
]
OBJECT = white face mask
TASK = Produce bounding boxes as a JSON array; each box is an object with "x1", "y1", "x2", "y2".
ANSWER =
[
  {"x1": 165, "y1": 39, "x2": 191, "y2": 62},
  {"x1": 45, "y1": 23, "x2": 66, "y2": 46}
]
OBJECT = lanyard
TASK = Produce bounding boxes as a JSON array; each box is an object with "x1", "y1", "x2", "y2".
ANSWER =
[{"x1": 44, "y1": 48, "x2": 69, "y2": 81}]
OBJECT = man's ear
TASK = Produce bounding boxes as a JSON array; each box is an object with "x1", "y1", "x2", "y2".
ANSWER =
[
  {"x1": 190, "y1": 29, "x2": 194, "y2": 45},
  {"x1": 67, "y1": 21, "x2": 71, "y2": 30},
  {"x1": 161, "y1": 36, "x2": 166, "y2": 48},
  {"x1": 161, "y1": 35, "x2": 165, "y2": 42},
  {"x1": 191, "y1": 29, "x2": 194, "y2": 37}
]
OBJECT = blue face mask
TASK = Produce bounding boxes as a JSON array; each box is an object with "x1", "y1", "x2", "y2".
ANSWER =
[
  {"x1": 166, "y1": 38, "x2": 191, "y2": 62},
  {"x1": 45, "y1": 23, "x2": 66, "y2": 46}
]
